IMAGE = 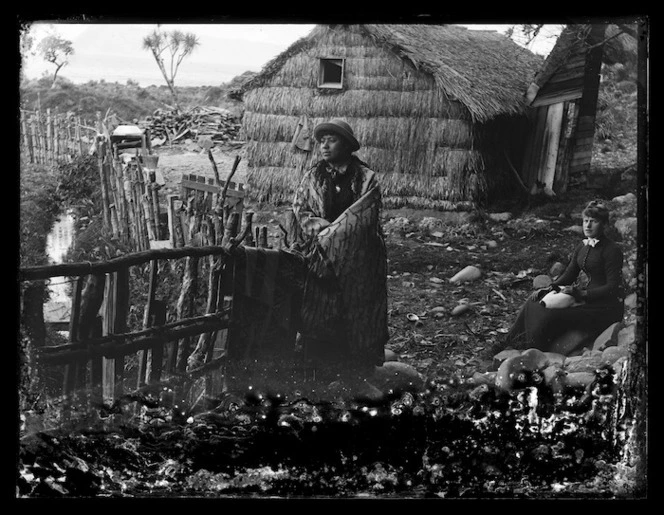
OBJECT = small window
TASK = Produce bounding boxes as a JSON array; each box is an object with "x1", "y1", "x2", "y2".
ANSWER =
[{"x1": 318, "y1": 58, "x2": 345, "y2": 89}]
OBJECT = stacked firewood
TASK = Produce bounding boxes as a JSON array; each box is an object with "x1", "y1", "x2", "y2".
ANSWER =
[{"x1": 142, "y1": 106, "x2": 242, "y2": 146}]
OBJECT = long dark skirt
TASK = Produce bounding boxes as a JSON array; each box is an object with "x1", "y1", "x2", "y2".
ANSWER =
[{"x1": 505, "y1": 299, "x2": 624, "y2": 352}]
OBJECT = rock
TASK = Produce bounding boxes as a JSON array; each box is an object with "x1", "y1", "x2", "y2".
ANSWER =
[
  {"x1": 354, "y1": 381, "x2": 386, "y2": 403},
  {"x1": 563, "y1": 372, "x2": 596, "y2": 390},
  {"x1": 470, "y1": 371, "x2": 497, "y2": 386},
  {"x1": 469, "y1": 384, "x2": 492, "y2": 401},
  {"x1": 592, "y1": 322, "x2": 623, "y2": 351},
  {"x1": 548, "y1": 330, "x2": 592, "y2": 356},
  {"x1": 449, "y1": 265, "x2": 482, "y2": 284},
  {"x1": 532, "y1": 274, "x2": 553, "y2": 289},
  {"x1": 564, "y1": 225, "x2": 584, "y2": 235},
  {"x1": 612, "y1": 192, "x2": 636, "y2": 204},
  {"x1": 495, "y1": 352, "x2": 546, "y2": 392},
  {"x1": 564, "y1": 353, "x2": 604, "y2": 373},
  {"x1": 617, "y1": 324, "x2": 636, "y2": 348},
  {"x1": 520, "y1": 348, "x2": 549, "y2": 370},
  {"x1": 418, "y1": 217, "x2": 445, "y2": 232},
  {"x1": 486, "y1": 240, "x2": 498, "y2": 248},
  {"x1": 384, "y1": 348, "x2": 399, "y2": 362},
  {"x1": 451, "y1": 303, "x2": 471, "y2": 316},
  {"x1": 601, "y1": 346, "x2": 629, "y2": 365},
  {"x1": 429, "y1": 306, "x2": 447, "y2": 314},
  {"x1": 614, "y1": 217, "x2": 638, "y2": 239},
  {"x1": 543, "y1": 352, "x2": 566, "y2": 367},
  {"x1": 612, "y1": 356, "x2": 628, "y2": 376},
  {"x1": 329, "y1": 379, "x2": 385, "y2": 402},
  {"x1": 384, "y1": 217, "x2": 414, "y2": 234},
  {"x1": 495, "y1": 356, "x2": 519, "y2": 392},
  {"x1": 373, "y1": 362, "x2": 425, "y2": 393},
  {"x1": 549, "y1": 262, "x2": 566, "y2": 278},
  {"x1": 542, "y1": 364, "x2": 566, "y2": 393},
  {"x1": 492, "y1": 349, "x2": 521, "y2": 371},
  {"x1": 624, "y1": 292, "x2": 637, "y2": 310},
  {"x1": 488, "y1": 212, "x2": 512, "y2": 222}
]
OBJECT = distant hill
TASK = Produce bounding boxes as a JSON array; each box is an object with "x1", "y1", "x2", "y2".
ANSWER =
[{"x1": 18, "y1": 73, "x2": 253, "y2": 123}]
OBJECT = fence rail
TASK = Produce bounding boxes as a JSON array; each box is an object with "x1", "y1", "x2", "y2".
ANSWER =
[
  {"x1": 20, "y1": 110, "x2": 268, "y2": 421},
  {"x1": 19, "y1": 215, "x2": 274, "y2": 415},
  {"x1": 20, "y1": 107, "x2": 97, "y2": 165}
]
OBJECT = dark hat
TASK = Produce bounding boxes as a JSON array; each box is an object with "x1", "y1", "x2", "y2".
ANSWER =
[{"x1": 313, "y1": 119, "x2": 360, "y2": 152}]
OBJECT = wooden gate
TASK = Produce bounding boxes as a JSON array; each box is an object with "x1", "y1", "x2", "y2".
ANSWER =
[{"x1": 19, "y1": 216, "x2": 304, "y2": 423}]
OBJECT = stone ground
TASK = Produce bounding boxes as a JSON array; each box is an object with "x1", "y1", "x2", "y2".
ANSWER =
[{"x1": 151, "y1": 141, "x2": 641, "y2": 400}]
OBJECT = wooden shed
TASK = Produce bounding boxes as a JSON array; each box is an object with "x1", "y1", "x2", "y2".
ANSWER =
[
  {"x1": 233, "y1": 24, "x2": 543, "y2": 210},
  {"x1": 520, "y1": 23, "x2": 638, "y2": 194}
]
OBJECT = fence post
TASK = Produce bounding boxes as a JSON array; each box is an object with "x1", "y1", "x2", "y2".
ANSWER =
[
  {"x1": 76, "y1": 274, "x2": 106, "y2": 408},
  {"x1": 63, "y1": 276, "x2": 85, "y2": 412},
  {"x1": 137, "y1": 259, "x2": 158, "y2": 388},
  {"x1": 147, "y1": 300, "x2": 167, "y2": 384},
  {"x1": 102, "y1": 267, "x2": 129, "y2": 405},
  {"x1": 258, "y1": 226, "x2": 269, "y2": 249},
  {"x1": 167, "y1": 195, "x2": 182, "y2": 248},
  {"x1": 53, "y1": 108, "x2": 59, "y2": 163},
  {"x1": 96, "y1": 137, "x2": 112, "y2": 235},
  {"x1": 135, "y1": 157, "x2": 156, "y2": 244},
  {"x1": 46, "y1": 108, "x2": 52, "y2": 164},
  {"x1": 105, "y1": 149, "x2": 121, "y2": 239},
  {"x1": 77, "y1": 116, "x2": 84, "y2": 156},
  {"x1": 130, "y1": 158, "x2": 150, "y2": 250},
  {"x1": 113, "y1": 151, "x2": 128, "y2": 241},
  {"x1": 35, "y1": 109, "x2": 44, "y2": 164},
  {"x1": 21, "y1": 111, "x2": 33, "y2": 163},
  {"x1": 30, "y1": 116, "x2": 38, "y2": 164},
  {"x1": 173, "y1": 255, "x2": 199, "y2": 373},
  {"x1": 221, "y1": 212, "x2": 240, "y2": 246}
]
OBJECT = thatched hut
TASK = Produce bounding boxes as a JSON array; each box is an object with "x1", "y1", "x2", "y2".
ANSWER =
[
  {"x1": 521, "y1": 23, "x2": 638, "y2": 194},
  {"x1": 233, "y1": 24, "x2": 543, "y2": 210}
]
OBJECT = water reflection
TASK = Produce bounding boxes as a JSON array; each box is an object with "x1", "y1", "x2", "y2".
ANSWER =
[{"x1": 44, "y1": 212, "x2": 75, "y2": 325}]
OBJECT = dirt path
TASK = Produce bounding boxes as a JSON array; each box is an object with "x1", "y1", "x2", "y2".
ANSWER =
[
  {"x1": 154, "y1": 143, "x2": 250, "y2": 198},
  {"x1": 150, "y1": 144, "x2": 638, "y2": 382}
]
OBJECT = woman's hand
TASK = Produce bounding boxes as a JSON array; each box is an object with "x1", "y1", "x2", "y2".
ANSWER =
[
  {"x1": 301, "y1": 216, "x2": 330, "y2": 237},
  {"x1": 559, "y1": 285, "x2": 575, "y2": 295},
  {"x1": 529, "y1": 288, "x2": 550, "y2": 302}
]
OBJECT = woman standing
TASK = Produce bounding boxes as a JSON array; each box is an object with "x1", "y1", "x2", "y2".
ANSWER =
[
  {"x1": 503, "y1": 200, "x2": 625, "y2": 354},
  {"x1": 289, "y1": 119, "x2": 389, "y2": 379}
]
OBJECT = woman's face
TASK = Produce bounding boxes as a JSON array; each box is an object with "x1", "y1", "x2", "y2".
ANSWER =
[
  {"x1": 583, "y1": 216, "x2": 604, "y2": 239},
  {"x1": 319, "y1": 133, "x2": 350, "y2": 165}
]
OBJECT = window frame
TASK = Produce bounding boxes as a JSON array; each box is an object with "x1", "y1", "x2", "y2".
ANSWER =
[{"x1": 317, "y1": 58, "x2": 345, "y2": 89}]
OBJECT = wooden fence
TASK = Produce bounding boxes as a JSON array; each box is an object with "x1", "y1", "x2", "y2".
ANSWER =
[
  {"x1": 98, "y1": 134, "x2": 246, "y2": 256},
  {"x1": 96, "y1": 130, "x2": 160, "y2": 252},
  {"x1": 19, "y1": 211, "x2": 278, "y2": 416},
  {"x1": 20, "y1": 108, "x2": 97, "y2": 165}
]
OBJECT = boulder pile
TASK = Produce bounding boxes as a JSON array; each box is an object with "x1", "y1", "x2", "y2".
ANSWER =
[{"x1": 469, "y1": 317, "x2": 637, "y2": 397}]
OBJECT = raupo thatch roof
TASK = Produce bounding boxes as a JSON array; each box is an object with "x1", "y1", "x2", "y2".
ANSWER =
[{"x1": 236, "y1": 24, "x2": 544, "y2": 123}]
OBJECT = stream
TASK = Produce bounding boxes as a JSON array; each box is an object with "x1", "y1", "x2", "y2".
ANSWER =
[{"x1": 43, "y1": 210, "x2": 76, "y2": 331}]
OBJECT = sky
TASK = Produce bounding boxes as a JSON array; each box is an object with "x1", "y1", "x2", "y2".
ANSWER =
[{"x1": 19, "y1": 22, "x2": 564, "y2": 87}]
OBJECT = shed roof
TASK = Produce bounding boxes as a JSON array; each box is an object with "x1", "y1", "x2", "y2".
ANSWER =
[
  {"x1": 530, "y1": 23, "x2": 638, "y2": 93},
  {"x1": 237, "y1": 24, "x2": 544, "y2": 123}
]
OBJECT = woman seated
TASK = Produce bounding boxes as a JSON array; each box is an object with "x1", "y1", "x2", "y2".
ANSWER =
[{"x1": 502, "y1": 200, "x2": 625, "y2": 355}]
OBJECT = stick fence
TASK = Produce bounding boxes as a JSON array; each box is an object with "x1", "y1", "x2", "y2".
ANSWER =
[{"x1": 20, "y1": 107, "x2": 97, "y2": 165}]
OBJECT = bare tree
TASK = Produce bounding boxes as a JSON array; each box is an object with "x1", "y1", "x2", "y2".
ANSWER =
[
  {"x1": 142, "y1": 28, "x2": 200, "y2": 110},
  {"x1": 36, "y1": 31, "x2": 74, "y2": 87}
]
